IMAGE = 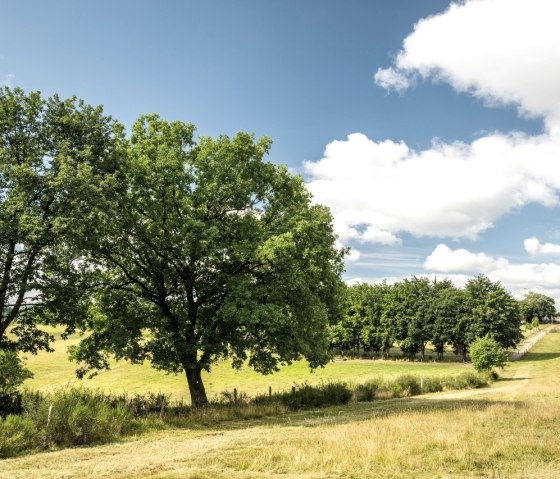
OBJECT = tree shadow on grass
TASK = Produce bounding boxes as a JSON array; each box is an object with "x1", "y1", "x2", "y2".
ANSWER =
[
  {"x1": 171, "y1": 395, "x2": 527, "y2": 432},
  {"x1": 519, "y1": 351, "x2": 560, "y2": 362}
]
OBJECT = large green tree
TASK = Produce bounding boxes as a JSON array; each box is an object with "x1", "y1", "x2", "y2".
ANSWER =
[
  {"x1": 431, "y1": 279, "x2": 467, "y2": 360},
  {"x1": 71, "y1": 115, "x2": 345, "y2": 407},
  {"x1": 519, "y1": 292, "x2": 556, "y2": 323},
  {"x1": 0, "y1": 87, "x2": 122, "y2": 353},
  {"x1": 464, "y1": 275, "x2": 521, "y2": 349},
  {"x1": 382, "y1": 277, "x2": 433, "y2": 359}
]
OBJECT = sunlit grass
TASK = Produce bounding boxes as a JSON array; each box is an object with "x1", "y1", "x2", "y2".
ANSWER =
[
  {"x1": 23, "y1": 327, "x2": 472, "y2": 401},
  {"x1": 5, "y1": 328, "x2": 558, "y2": 478}
]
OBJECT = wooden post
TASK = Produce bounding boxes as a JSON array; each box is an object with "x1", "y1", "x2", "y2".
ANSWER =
[
  {"x1": 47, "y1": 405, "x2": 53, "y2": 427},
  {"x1": 234, "y1": 388, "x2": 238, "y2": 403},
  {"x1": 269, "y1": 386, "x2": 272, "y2": 398}
]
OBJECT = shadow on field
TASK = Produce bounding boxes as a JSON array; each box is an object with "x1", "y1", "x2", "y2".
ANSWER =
[
  {"x1": 520, "y1": 351, "x2": 560, "y2": 362},
  {"x1": 176, "y1": 396, "x2": 527, "y2": 432}
]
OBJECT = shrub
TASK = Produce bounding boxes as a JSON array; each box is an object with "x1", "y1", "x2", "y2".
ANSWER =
[
  {"x1": 469, "y1": 336, "x2": 508, "y2": 372},
  {"x1": 389, "y1": 375, "x2": 422, "y2": 397},
  {"x1": 421, "y1": 377, "x2": 444, "y2": 393},
  {"x1": 22, "y1": 388, "x2": 136, "y2": 447},
  {"x1": 354, "y1": 379, "x2": 383, "y2": 402},
  {"x1": 278, "y1": 382, "x2": 352, "y2": 409},
  {"x1": 0, "y1": 415, "x2": 40, "y2": 458}
]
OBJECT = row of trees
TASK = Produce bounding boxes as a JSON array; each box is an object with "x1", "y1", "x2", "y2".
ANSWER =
[
  {"x1": 0, "y1": 88, "x2": 345, "y2": 406},
  {"x1": 329, "y1": 276, "x2": 548, "y2": 361}
]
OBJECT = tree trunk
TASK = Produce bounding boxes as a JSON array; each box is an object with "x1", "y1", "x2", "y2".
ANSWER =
[{"x1": 185, "y1": 365, "x2": 208, "y2": 407}]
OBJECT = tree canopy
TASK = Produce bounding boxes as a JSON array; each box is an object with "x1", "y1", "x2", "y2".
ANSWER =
[
  {"x1": 0, "y1": 87, "x2": 122, "y2": 353},
  {"x1": 519, "y1": 291, "x2": 556, "y2": 323},
  {"x1": 70, "y1": 114, "x2": 345, "y2": 406},
  {"x1": 329, "y1": 275, "x2": 522, "y2": 362}
]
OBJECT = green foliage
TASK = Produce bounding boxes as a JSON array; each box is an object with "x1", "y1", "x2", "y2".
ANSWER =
[
  {"x1": 353, "y1": 378, "x2": 383, "y2": 401},
  {"x1": 0, "y1": 350, "x2": 32, "y2": 416},
  {"x1": 71, "y1": 114, "x2": 345, "y2": 406},
  {"x1": 0, "y1": 350, "x2": 33, "y2": 395},
  {"x1": 352, "y1": 371, "x2": 490, "y2": 401},
  {"x1": 531, "y1": 316, "x2": 540, "y2": 330},
  {"x1": 330, "y1": 275, "x2": 522, "y2": 364},
  {"x1": 464, "y1": 276, "x2": 522, "y2": 349},
  {"x1": 519, "y1": 292, "x2": 556, "y2": 323},
  {"x1": 22, "y1": 388, "x2": 136, "y2": 447},
  {"x1": 0, "y1": 414, "x2": 40, "y2": 458},
  {"x1": 277, "y1": 382, "x2": 353, "y2": 409},
  {"x1": 469, "y1": 335, "x2": 508, "y2": 372},
  {"x1": 389, "y1": 374, "x2": 423, "y2": 397},
  {"x1": 0, "y1": 87, "x2": 123, "y2": 354}
]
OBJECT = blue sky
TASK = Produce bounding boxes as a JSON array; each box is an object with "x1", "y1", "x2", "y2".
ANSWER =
[{"x1": 2, "y1": 0, "x2": 560, "y2": 301}]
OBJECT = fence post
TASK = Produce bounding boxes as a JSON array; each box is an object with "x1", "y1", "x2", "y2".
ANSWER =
[
  {"x1": 234, "y1": 388, "x2": 238, "y2": 403},
  {"x1": 47, "y1": 405, "x2": 53, "y2": 427},
  {"x1": 269, "y1": 386, "x2": 272, "y2": 398}
]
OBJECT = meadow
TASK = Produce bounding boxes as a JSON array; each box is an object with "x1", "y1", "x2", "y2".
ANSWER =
[
  {"x1": 23, "y1": 327, "x2": 473, "y2": 401},
  {"x1": 2, "y1": 327, "x2": 558, "y2": 478}
]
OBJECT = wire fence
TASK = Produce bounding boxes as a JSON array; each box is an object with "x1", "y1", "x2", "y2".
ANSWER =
[{"x1": 508, "y1": 326, "x2": 554, "y2": 361}]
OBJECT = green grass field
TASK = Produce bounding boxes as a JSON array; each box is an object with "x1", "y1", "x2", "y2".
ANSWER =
[
  {"x1": 23, "y1": 327, "x2": 473, "y2": 401},
  {"x1": 4, "y1": 328, "x2": 560, "y2": 478}
]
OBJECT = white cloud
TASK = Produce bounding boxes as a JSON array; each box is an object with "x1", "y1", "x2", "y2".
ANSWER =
[
  {"x1": 419, "y1": 244, "x2": 560, "y2": 305},
  {"x1": 307, "y1": 0, "x2": 560, "y2": 244},
  {"x1": 524, "y1": 237, "x2": 560, "y2": 257},
  {"x1": 375, "y1": 0, "x2": 560, "y2": 130},
  {"x1": 305, "y1": 131, "x2": 560, "y2": 243},
  {"x1": 424, "y1": 244, "x2": 508, "y2": 273},
  {"x1": 373, "y1": 67, "x2": 411, "y2": 93},
  {"x1": 344, "y1": 248, "x2": 361, "y2": 263}
]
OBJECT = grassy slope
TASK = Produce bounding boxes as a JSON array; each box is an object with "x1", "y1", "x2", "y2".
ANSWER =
[
  {"x1": 4, "y1": 329, "x2": 560, "y2": 478},
  {"x1": 23, "y1": 327, "x2": 471, "y2": 401}
]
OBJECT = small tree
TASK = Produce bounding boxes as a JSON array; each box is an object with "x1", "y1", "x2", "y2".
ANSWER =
[{"x1": 468, "y1": 335, "x2": 507, "y2": 372}]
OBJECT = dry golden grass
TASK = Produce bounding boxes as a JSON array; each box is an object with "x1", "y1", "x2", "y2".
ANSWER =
[{"x1": 3, "y1": 330, "x2": 560, "y2": 479}]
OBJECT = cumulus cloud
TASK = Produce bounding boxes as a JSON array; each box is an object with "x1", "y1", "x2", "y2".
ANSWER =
[
  {"x1": 373, "y1": 67, "x2": 411, "y2": 93},
  {"x1": 305, "y1": 131, "x2": 560, "y2": 243},
  {"x1": 375, "y1": 0, "x2": 560, "y2": 129},
  {"x1": 419, "y1": 244, "x2": 560, "y2": 304},
  {"x1": 524, "y1": 237, "x2": 560, "y2": 257},
  {"x1": 424, "y1": 244, "x2": 508, "y2": 273},
  {"x1": 306, "y1": 0, "x2": 560, "y2": 245},
  {"x1": 344, "y1": 248, "x2": 361, "y2": 263}
]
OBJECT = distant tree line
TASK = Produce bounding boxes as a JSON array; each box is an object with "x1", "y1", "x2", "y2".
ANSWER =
[{"x1": 329, "y1": 275, "x2": 554, "y2": 361}]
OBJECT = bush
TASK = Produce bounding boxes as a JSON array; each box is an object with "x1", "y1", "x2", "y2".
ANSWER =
[
  {"x1": 22, "y1": 388, "x2": 136, "y2": 447},
  {"x1": 278, "y1": 382, "x2": 352, "y2": 409},
  {"x1": 469, "y1": 336, "x2": 508, "y2": 372},
  {"x1": 421, "y1": 376, "x2": 444, "y2": 393},
  {"x1": 0, "y1": 415, "x2": 40, "y2": 458},
  {"x1": 389, "y1": 375, "x2": 422, "y2": 397},
  {"x1": 354, "y1": 379, "x2": 383, "y2": 402}
]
